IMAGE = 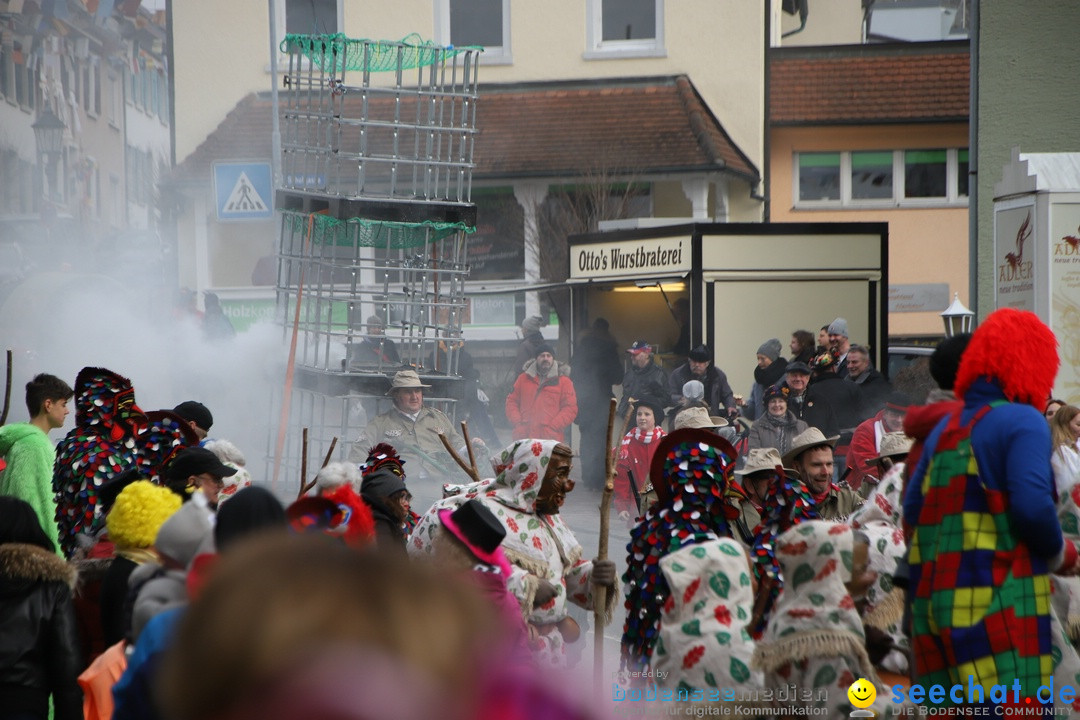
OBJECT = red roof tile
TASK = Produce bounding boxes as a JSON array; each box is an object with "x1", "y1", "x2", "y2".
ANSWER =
[
  {"x1": 770, "y1": 41, "x2": 969, "y2": 125},
  {"x1": 168, "y1": 75, "x2": 758, "y2": 186}
]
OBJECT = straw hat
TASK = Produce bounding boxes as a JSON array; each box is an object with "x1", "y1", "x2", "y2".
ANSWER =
[
  {"x1": 781, "y1": 426, "x2": 840, "y2": 467},
  {"x1": 735, "y1": 447, "x2": 794, "y2": 477},
  {"x1": 672, "y1": 406, "x2": 729, "y2": 430},
  {"x1": 385, "y1": 370, "x2": 430, "y2": 395},
  {"x1": 864, "y1": 432, "x2": 914, "y2": 467}
]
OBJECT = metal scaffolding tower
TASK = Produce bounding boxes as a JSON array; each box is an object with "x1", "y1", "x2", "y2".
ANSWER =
[{"x1": 270, "y1": 34, "x2": 480, "y2": 494}]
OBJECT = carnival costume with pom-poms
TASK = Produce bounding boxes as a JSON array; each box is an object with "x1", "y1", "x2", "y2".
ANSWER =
[
  {"x1": 620, "y1": 429, "x2": 747, "y2": 674},
  {"x1": 748, "y1": 473, "x2": 818, "y2": 638},
  {"x1": 53, "y1": 367, "x2": 147, "y2": 557},
  {"x1": 409, "y1": 439, "x2": 619, "y2": 666},
  {"x1": 905, "y1": 308, "x2": 1073, "y2": 707},
  {"x1": 134, "y1": 411, "x2": 200, "y2": 487}
]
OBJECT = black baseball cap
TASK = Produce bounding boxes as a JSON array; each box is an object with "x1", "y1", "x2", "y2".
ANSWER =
[
  {"x1": 173, "y1": 401, "x2": 213, "y2": 432},
  {"x1": 165, "y1": 447, "x2": 238, "y2": 481}
]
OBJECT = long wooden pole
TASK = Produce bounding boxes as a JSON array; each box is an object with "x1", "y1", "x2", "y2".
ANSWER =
[
  {"x1": 594, "y1": 397, "x2": 618, "y2": 692},
  {"x1": 460, "y1": 421, "x2": 479, "y2": 480},
  {"x1": 0, "y1": 349, "x2": 11, "y2": 426}
]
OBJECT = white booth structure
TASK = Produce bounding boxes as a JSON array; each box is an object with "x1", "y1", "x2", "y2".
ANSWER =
[
  {"x1": 566, "y1": 222, "x2": 889, "y2": 397},
  {"x1": 994, "y1": 148, "x2": 1080, "y2": 403}
]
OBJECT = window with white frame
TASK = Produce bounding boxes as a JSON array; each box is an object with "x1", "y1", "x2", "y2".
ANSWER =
[
  {"x1": 107, "y1": 71, "x2": 120, "y2": 126},
  {"x1": 271, "y1": 0, "x2": 342, "y2": 69},
  {"x1": 286, "y1": 0, "x2": 338, "y2": 34},
  {"x1": 434, "y1": 0, "x2": 511, "y2": 64},
  {"x1": 795, "y1": 148, "x2": 969, "y2": 207},
  {"x1": 585, "y1": 0, "x2": 665, "y2": 59}
]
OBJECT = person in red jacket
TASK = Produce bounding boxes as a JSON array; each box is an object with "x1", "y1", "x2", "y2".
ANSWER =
[
  {"x1": 504, "y1": 344, "x2": 578, "y2": 443},
  {"x1": 844, "y1": 391, "x2": 910, "y2": 493},
  {"x1": 614, "y1": 399, "x2": 666, "y2": 519}
]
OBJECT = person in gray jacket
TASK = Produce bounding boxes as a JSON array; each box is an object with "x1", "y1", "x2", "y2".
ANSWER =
[{"x1": 747, "y1": 385, "x2": 808, "y2": 458}]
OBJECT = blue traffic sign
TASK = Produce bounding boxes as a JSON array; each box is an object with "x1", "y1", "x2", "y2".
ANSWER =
[{"x1": 213, "y1": 161, "x2": 273, "y2": 221}]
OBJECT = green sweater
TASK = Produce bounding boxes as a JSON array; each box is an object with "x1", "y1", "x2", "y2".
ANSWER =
[{"x1": 0, "y1": 423, "x2": 61, "y2": 553}]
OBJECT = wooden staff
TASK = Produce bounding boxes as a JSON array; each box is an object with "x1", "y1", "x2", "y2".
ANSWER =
[
  {"x1": 436, "y1": 431, "x2": 482, "y2": 484},
  {"x1": 295, "y1": 428, "x2": 309, "y2": 501},
  {"x1": 0, "y1": 349, "x2": 12, "y2": 426},
  {"x1": 297, "y1": 436, "x2": 339, "y2": 499},
  {"x1": 461, "y1": 420, "x2": 479, "y2": 480},
  {"x1": 594, "y1": 397, "x2": 618, "y2": 692}
]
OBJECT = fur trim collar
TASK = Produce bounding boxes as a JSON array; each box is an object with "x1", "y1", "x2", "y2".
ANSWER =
[{"x1": 0, "y1": 543, "x2": 78, "y2": 589}]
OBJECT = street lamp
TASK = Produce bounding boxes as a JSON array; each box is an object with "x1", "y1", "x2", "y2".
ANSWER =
[
  {"x1": 941, "y1": 292, "x2": 975, "y2": 337},
  {"x1": 32, "y1": 106, "x2": 66, "y2": 201}
]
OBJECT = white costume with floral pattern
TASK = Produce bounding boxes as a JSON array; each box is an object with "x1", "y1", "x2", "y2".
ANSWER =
[
  {"x1": 409, "y1": 439, "x2": 618, "y2": 666},
  {"x1": 752, "y1": 521, "x2": 894, "y2": 717},
  {"x1": 652, "y1": 536, "x2": 762, "y2": 693},
  {"x1": 850, "y1": 462, "x2": 910, "y2": 675}
]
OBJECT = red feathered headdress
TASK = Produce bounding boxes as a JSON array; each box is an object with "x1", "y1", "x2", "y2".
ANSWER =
[
  {"x1": 361, "y1": 442, "x2": 405, "y2": 478},
  {"x1": 954, "y1": 308, "x2": 1059, "y2": 410},
  {"x1": 320, "y1": 483, "x2": 376, "y2": 548}
]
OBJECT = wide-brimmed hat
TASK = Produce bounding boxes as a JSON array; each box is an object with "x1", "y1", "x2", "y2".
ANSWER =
[
  {"x1": 438, "y1": 499, "x2": 506, "y2": 566},
  {"x1": 781, "y1": 426, "x2": 840, "y2": 467},
  {"x1": 385, "y1": 369, "x2": 430, "y2": 395},
  {"x1": 865, "y1": 432, "x2": 914, "y2": 466},
  {"x1": 735, "y1": 447, "x2": 794, "y2": 477},
  {"x1": 672, "y1": 406, "x2": 729, "y2": 430}
]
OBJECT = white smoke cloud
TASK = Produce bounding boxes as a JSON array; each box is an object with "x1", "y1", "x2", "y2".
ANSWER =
[{"x1": 0, "y1": 270, "x2": 288, "y2": 488}]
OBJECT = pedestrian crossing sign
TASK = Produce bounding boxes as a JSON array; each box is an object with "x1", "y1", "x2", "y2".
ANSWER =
[{"x1": 213, "y1": 161, "x2": 273, "y2": 221}]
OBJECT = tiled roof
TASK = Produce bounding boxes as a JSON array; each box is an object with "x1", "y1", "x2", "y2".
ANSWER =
[
  {"x1": 770, "y1": 41, "x2": 969, "y2": 125},
  {"x1": 474, "y1": 76, "x2": 758, "y2": 182},
  {"x1": 168, "y1": 75, "x2": 758, "y2": 186}
]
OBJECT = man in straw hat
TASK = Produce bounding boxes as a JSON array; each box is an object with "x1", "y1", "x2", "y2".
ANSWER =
[
  {"x1": 734, "y1": 447, "x2": 793, "y2": 543},
  {"x1": 858, "y1": 431, "x2": 913, "y2": 500},
  {"x1": 782, "y1": 426, "x2": 861, "y2": 521},
  {"x1": 349, "y1": 370, "x2": 484, "y2": 483}
]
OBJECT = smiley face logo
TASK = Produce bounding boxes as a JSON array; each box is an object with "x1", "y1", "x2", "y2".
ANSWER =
[{"x1": 847, "y1": 677, "x2": 876, "y2": 709}]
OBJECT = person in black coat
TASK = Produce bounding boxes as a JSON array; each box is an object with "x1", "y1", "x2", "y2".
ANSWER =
[
  {"x1": 0, "y1": 497, "x2": 82, "y2": 720},
  {"x1": 844, "y1": 344, "x2": 893, "y2": 421},
  {"x1": 570, "y1": 318, "x2": 624, "y2": 490},
  {"x1": 807, "y1": 351, "x2": 865, "y2": 433}
]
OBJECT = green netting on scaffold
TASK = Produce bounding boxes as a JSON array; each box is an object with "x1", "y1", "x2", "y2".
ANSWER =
[
  {"x1": 281, "y1": 33, "x2": 481, "y2": 73},
  {"x1": 282, "y1": 211, "x2": 475, "y2": 249}
]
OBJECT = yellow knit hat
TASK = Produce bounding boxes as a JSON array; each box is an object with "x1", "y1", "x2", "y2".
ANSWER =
[{"x1": 106, "y1": 480, "x2": 182, "y2": 550}]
